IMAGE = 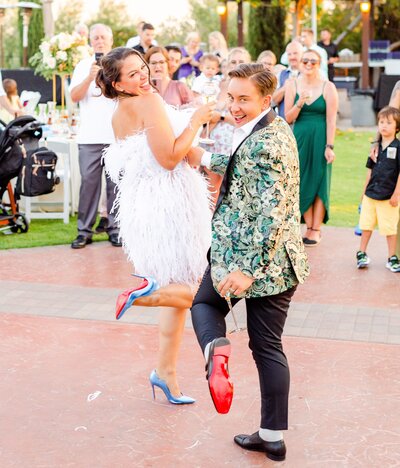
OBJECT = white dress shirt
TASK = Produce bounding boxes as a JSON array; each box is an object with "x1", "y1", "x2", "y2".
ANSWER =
[
  {"x1": 69, "y1": 57, "x2": 116, "y2": 144},
  {"x1": 201, "y1": 108, "x2": 271, "y2": 168}
]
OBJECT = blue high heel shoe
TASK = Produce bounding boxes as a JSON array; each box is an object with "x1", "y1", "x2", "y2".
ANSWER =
[
  {"x1": 149, "y1": 369, "x2": 195, "y2": 405},
  {"x1": 115, "y1": 275, "x2": 159, "y2": 320}
]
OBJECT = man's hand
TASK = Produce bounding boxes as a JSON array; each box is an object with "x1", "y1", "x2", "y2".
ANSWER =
[
  {"x1": 218, "y1": 270, "x2": 255, "y2": 298},
  {"x1": 389, "y1": 191, "x2": 399, "y2": 207},
  {"x1": 186, "y1": 146, "x2": 205, "y2": 167},
  {"x1": 88, "y1": 63, "x2": 101, "y2": 81}
]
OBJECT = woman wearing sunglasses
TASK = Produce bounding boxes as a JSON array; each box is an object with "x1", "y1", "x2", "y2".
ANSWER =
[{"x1": 284, "y1": 49, "x2": 338, "y2": 246}]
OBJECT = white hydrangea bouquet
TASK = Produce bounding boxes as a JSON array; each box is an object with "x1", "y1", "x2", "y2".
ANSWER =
[{"x1": 30, "y1": 32, "x2": 93, "y2": 79}]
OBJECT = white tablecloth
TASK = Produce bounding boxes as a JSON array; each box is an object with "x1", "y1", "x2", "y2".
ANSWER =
[{"x1": 46, "y1": 136, "x2": 80, "y2": 213}]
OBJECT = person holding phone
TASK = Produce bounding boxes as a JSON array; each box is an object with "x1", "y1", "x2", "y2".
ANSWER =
[{"x1": 69, "y1": 23, "x2": 121, "y2": 249}]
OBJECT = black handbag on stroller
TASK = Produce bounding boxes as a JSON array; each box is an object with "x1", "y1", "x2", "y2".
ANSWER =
[{"x1": 0, "y1": 116, "x2": 59, "y2": 234}]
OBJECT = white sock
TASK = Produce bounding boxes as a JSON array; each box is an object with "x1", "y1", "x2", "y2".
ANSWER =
[
  {"x1": 204, "y1": 342, "x2": 211, "y2": 362},
  {"x1": 259, "y1": 428, "x2": 283, "y2": 442}
]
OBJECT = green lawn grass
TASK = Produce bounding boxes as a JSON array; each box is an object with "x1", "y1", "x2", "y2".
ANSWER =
[
  {"x1": 1, "y1": 130, "x2": 374, "y2": 249},
  {"x1": 330, "y1": 130, "x2": 374, "y2": 226},
  {"x1": 0, "y1": 215, "x2": 108, "y2": 249}
]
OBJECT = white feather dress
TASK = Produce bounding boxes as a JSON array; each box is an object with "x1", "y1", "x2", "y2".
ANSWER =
[{"x1": 103, "y1": 105, "x2": 212, "y2": 287}]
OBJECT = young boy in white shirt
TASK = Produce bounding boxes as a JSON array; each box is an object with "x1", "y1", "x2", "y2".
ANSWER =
[{"x1": 191, "y1": 54, "x2": 221, "y2": 96}]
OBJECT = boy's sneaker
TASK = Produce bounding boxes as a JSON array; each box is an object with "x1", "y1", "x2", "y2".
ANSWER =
[
  {"x1": 356, "y1": 251, "x2": 370, "y2": 269},
  {"x1": 386, "y1": 255, "x2": 400, "y2": 273}
]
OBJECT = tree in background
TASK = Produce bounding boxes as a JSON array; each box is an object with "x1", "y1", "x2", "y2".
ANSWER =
[
  {"x1": 17, "y1": 0, "x2": 45, "y2": 67},
  {"x1": 189, "y1": 0, "x2": 219, "y2": 42},
  {"x1": 156, "y1": 17, "x2": 194, "y2": 46},
  {"x1": 28, "y1": 0, "x2": 45, "y2": 59},
  {"x1": 158, "y1": 0, "x2": 241, "y2": 48},
  {"x1": 247, "y1": 1, "x2": 285, "y2": 60},
  {"x1": 55, "y1": 0, "x2": 84, "y2": 35},
  {"x1": 3, "y1": 8, "x2": 20, "y2": 68},
  {"x1": 318, "y1": 1, "x2": 361, "y2": 53},
  {"x1": 89, "y1": 0, "x2": 134, "y2": 47},
  {"x1": 375, "y1": 0, "x2": 400, "y2": 45}
]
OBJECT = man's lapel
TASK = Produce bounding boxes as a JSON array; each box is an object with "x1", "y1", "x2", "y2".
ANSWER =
[{"x1": 215, "y1": 109, "x2": 277, "y2": 211}]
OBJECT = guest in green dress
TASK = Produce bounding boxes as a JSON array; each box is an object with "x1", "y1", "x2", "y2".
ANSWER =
[{"x1": 285, "y1": 49, "x2": 338, "y2": 246}]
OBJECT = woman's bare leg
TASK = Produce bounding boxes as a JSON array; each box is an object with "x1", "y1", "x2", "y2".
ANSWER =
[
  {"x1": 303, "y1": 205, "x2": 314, "y2": 238},
  {"x1": 156, "y1": 307, "x2": 187, "y2": 397},
  {"x1": 134, "y1": 283, "x2": 194, "y2": 309},
  {"x1": 308, "y1": 197, "x2": 325, "y2": 241}
]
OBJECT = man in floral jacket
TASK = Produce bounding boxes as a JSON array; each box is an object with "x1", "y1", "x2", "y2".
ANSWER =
[{"x1": 189, "y1": 64, "x2": 309, "y2": 462}]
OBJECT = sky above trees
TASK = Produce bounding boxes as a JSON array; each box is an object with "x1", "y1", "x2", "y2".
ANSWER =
[{"x1": 53, "y1": 0, "x2": 190, "y2": 25}]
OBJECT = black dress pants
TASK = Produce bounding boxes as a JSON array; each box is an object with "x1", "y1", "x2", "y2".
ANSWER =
[{"x1": 191, "y1": 266, "x2": 297, "y2": 430}]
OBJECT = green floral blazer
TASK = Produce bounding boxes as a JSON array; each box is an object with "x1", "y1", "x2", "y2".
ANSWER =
[{"x1": 209, "y1": 115, "x2": 310, "y2": 298}]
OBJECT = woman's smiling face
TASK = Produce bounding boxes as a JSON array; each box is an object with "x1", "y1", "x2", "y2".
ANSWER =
[{"x1": 114, "y1": 54, "x2": 152, "y2": 96}]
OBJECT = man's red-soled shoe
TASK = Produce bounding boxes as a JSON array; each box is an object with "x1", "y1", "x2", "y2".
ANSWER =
[{"x1": 206, "y1": 337, "x2": 233, "y2": 414}]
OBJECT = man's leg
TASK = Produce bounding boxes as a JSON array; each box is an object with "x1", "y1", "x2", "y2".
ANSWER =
[
  {"x1": 233, "y1": 286, "x2": 296, "y2": 462},
  {"x1": 77, "y1": 144, "x2": 103, "y2": 237},
  {"x1": 191, "y1": 266, "x2": 238, "y2": 413},
  {"x1": 246, "y1": 286, "x2": 297, "y2": 431},
  {"x1": 191, "y1": 266, "x2": 233, "y2": 353}
]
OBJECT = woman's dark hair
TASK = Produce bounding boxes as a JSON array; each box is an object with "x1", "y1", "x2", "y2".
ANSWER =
[{"x1": 95, "y1": 47, "x2": 151, "y2": 99}]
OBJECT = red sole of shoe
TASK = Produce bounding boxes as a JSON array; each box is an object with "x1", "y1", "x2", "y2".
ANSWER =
[
  {"x1": 208, "y1": 344, "x2": 233, "y2": 414},
  {"x1": 115, "y1": 279, "x2": 148, "y2": 319}
]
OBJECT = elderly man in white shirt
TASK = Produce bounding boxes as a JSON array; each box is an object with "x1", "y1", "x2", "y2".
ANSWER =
[{"x1": 69, "y1": 23, "x2": 121, "y2": 249}]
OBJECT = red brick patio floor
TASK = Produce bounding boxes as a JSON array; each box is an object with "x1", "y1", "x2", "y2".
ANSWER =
[{"x1": 0, "y1": 226, "x2": 399, "y2": 467}]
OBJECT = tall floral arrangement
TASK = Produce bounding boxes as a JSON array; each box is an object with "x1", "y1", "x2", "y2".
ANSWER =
[{"x1": 30, "y1": 32, "x2": 93, "y2": 79}]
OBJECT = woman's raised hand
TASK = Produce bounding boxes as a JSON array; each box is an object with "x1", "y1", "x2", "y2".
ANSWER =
[
  {"x1": 298, "y1": 90, "x2": 311, "y2": 107},
  {"x1": 192, "y1": 102, "x2": 216, "y2": 126}
]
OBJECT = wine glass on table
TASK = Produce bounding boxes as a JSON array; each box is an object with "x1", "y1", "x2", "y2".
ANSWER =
[{"x1": 198, "y1": 80, "x2": 219, "y2": 145}]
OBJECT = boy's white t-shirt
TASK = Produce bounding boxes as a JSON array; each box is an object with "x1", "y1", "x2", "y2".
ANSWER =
[
  {"x1": 69, "y1": 57, "x2": 116, "y2": 144},
  {"x1": 191, "y1": 73, "x2": 221, "y2": 95}
]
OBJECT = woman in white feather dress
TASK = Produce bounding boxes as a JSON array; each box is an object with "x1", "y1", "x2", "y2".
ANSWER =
[{"x1": 96, "y1": 48, "x2": 213, "y2": 404}]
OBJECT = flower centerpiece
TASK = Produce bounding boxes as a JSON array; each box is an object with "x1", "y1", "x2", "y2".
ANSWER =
[{"x1": 30, "y1": 32, "x2": 93, "y2": 80}]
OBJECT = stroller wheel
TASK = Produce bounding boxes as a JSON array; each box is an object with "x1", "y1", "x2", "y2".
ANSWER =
[{"x1": 10, "y1": 214, "x2": 29, "y2": 233}]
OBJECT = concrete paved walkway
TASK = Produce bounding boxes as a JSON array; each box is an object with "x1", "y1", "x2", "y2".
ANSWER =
[{"x1": 0, "y1": 226, "x2": 399, "y2": 467}]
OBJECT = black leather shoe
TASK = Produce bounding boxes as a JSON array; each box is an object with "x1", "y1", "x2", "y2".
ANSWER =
[
  {"x1": 71, "y1": 235, "x2": 93, "y2": 249},
  {"x1": 234, "y1": 432, "x2": 286, "y2": 461},
  {"x1": 108, "y1": 233, "x2": 122, "y2": 247},
  {"x1": 95, "y1": 217, "x2": 109, "y2": 234}
]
